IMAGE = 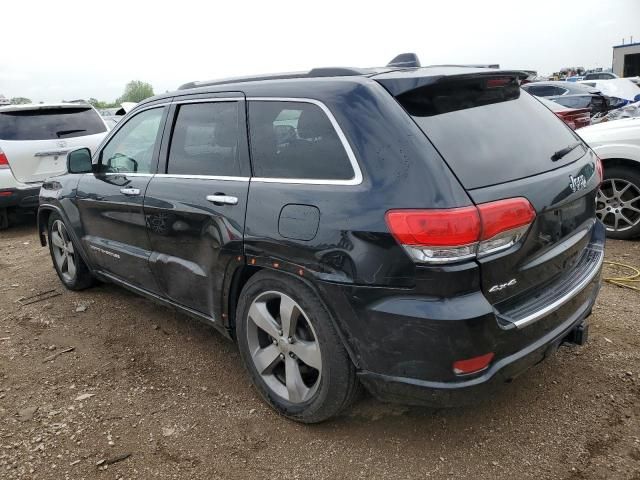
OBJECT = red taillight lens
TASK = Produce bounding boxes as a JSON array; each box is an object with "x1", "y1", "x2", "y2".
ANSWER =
[
  {"x1": 0, "y1": 149, "x2": 9, "y2": 169},
  {"x1": 453, "y1": 352, "x2": 494, "y2": 375},
  {"x1": 385, "y1": 207, "x2": 480, "y2": 246},
  {"x1": 477, "y1": 198, "x2": 537, "y2": 240},
  {"x1": 386, "y1": 198, "x2": 536, "y2": 264},
  {"x1": 595, "y1": 156, "x2": 604, "y2": 185}
]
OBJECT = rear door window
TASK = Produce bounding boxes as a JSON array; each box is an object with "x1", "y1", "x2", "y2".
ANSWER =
[
  {"x1": 0, "y1": 107, "x2": 107, "y2": 140},
  {"x1": 166, "y1": 102, "x2": 241, "y2": 177},
  {"x1": 248, "y1": 101, "x2": 355, "y2": 181},
  {"x1": 396, "y1": 76, "x2": 585, "y2": 189}
]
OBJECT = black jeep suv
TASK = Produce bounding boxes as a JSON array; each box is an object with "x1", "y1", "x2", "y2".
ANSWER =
[{"x1": 38, "y1": 55, "x2": 605, "y2": 423}]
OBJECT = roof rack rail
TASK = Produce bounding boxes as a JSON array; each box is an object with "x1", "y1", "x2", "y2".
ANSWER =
[
  {"x1": 307, "y1": 67, "x2": 371, "y2": 77},
  {"x1": 178, "y1": 53, "x2": 424, "y2": 91}
]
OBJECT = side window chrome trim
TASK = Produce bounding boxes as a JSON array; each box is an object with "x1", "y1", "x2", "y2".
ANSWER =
[
  {"x1": 103, "y1": 172, "x2": 154, "y2": 177},
  {"x1": 172, "y1": 97, "x2": 244, "y2": 105},
  {"x1": 154, "y1": 173, "x2": 249, "y2": 182},
  {"x1": 246, "y1": 97, "x2": 364, "y2": 186}
]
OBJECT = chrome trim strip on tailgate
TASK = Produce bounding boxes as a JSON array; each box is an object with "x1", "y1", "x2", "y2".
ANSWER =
[
  {"x1": 34, "y1": 150, "x2": 70, "y2": 157},
  {"x1": 506, "y1": 247, "x2": 604, "y2": 329}
]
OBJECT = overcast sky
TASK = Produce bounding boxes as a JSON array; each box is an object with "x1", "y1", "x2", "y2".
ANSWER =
[{"x1": 1, "y1": 0, "x2": 639, "y2": 103}]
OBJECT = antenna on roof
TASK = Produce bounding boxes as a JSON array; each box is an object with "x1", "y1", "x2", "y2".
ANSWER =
[{"x1": 387, "y1": 53, "x2": 421, "y2": 68}]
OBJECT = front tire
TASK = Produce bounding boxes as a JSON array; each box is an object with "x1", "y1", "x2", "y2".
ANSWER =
[
  {"x1": 236, "y1": 271, "x2": 359, "y2": 423},
  {"x1": 596, "y1": 165, "x2": 640, "y2": 240},
  {"x1": 47, "y1": 212, "x2": 94, "y2": 290}
]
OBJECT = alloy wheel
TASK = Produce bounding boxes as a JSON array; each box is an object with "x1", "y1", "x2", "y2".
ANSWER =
[
  {"x1": 51, "y1": 220, "x2": 77, "y2": 282},
  {"x1": 246, "y1": 291, "x2": 322, "y2": 403},
  {"x1": 596, "y1": 178, "x2": 640, "y2": 232}
]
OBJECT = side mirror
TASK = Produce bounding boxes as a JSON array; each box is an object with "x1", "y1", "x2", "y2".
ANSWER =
[{"x1": 67, "y1": 148, "x2": 93, "y2": 174}]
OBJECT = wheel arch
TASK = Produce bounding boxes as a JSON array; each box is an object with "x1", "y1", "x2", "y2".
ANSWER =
[
  {"x1": 599, "y1": 157, "x2": 640, "y2": 174},
  {"x1": 224, "y1": 264, "x2": 361, "y2": 369},
  {"x1": 38, "y1": 204, "x2": 94, "y2": 272}
]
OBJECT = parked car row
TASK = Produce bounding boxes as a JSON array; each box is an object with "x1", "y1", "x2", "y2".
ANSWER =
[
  {"x1": 523, "y1": 76, "x2": 640, "y2": 239},
  {"x1": 523, "y1": 78, "x2": 640, "y2": 120}
]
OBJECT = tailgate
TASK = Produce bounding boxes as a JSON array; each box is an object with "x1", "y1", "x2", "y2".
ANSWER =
[
  {"x1": 385, "y1": 71, "x2": 601, "y2": 306},
  {"x1": 468, "y1": 153, "x2": 601, "y2": 305},
  {"x1": 0, "y1": 106, "x2": 107, "y2": 183}
]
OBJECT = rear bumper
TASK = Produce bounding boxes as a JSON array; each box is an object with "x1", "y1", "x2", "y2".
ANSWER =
[
  {"x1": 320, "y1": 222, "x2": 605, "y2": 407},
  {"x1": 358, "y1": 296, "x2": 595, "y2": 407},
  {"x1": 0, "y1": 185, "x2": 41, "y2": 208}
]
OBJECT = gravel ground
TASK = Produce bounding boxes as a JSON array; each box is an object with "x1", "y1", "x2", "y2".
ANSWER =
[{"x1": 1, "y1": 219, "x2": 640, "y2": 479}]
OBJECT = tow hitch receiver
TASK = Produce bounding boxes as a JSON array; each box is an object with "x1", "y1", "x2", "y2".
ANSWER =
[{"x1": 563, "y1": 321, "x2": 589, "y2": 346}]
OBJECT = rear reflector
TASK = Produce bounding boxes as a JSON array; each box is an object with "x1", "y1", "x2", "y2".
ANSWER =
[
  {"x1": 453, "y1": 352, "x2": 495, "y2": 375},
  {"x1": 385, "y1": 198, "x2": 536, "y2": 264},
  {"x1": 0, "y1": 191, "x2": 12, "y2": 197},
  {"x1": 0, "y1": 149, "x2": 9, "y2": 170}
]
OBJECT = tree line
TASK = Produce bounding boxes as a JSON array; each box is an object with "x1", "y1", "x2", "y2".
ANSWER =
[{"x1": 7, "y1": 80, "x2": 155, "y2": 107}]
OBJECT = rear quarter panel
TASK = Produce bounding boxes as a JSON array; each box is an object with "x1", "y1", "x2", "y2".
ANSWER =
[{"x1": 243, "y1": 79, "x2": 473, "y2": 288}]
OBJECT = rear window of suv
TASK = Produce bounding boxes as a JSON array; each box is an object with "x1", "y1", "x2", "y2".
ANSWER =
[
  {"x1": 0, "y1": 107, "x2": 107, "y2": 141},
  {"x1": 396, "y1": 76, "x2": 585, "y2": 189}
]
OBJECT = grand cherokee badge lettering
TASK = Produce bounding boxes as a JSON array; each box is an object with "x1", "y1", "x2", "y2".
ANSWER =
[{"x1": 569, "y1": 174, "x2": 587, "y2": 193}]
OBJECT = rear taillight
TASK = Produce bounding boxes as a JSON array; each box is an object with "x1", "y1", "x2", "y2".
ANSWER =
[
  {"x1": 556, "y1": 109, "x2": 591, "y2": 130},
  {"x1": 595, "y1": 156, "x2": 604, "y2": 186},
  {"x1": 0, "y1": 148, "x2": 9, "y2": 169},
  {"x1": 476, "y1": 198, "x2": 536, "y2": 256},
  {"x1": 385, "y1": 198, "x2": 536, "y2": 264}
]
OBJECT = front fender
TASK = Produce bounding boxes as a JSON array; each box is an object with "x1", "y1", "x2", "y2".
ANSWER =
[{"x1": 590, "y1": 143, "x2": 640, "y2": 163}]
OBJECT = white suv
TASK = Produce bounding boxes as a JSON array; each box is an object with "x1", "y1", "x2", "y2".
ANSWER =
[
  {"x1": 0, "y1": 103, "x2": 108, "y2": 228},
  {"x1": 579, "y1": 117, "x2": 640, "y2": 239}
]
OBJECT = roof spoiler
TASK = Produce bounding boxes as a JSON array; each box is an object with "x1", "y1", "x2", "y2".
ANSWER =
[
  {"x1": 376, "y1": 70, "x2": 531, "y2": 96},
  {"x1": 387, "y1": 53, "x2": 421, "y2": 68}
]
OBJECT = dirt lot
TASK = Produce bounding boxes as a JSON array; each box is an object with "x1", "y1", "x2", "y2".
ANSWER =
[{"x1": 1, "y1": 219, "x2": 640, "y2": 480}]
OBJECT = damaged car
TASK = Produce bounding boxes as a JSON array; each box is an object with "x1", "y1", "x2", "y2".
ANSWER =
[{"x1": 38, "y1": 55, "x2": 605, "y2": 422}]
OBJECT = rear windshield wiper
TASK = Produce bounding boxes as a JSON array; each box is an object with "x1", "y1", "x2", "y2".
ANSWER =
[
  {"x1": 56, "y1": 129, "x2": 86, "y2": 138},
  {"x1": 551, "y1": 142, "x2": 583, "y2": 162}
]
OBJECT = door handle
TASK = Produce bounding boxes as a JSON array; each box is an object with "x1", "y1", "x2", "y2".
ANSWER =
[
  {"x1": 206, "y1": 194, "x2": 238, "y2": 205},
  {"x1": 120, "y1": 188, "x2": 141, "y2": 196}
]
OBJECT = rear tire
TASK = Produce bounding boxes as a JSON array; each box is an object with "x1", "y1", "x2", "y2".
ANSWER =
[
  {"x1": 47, "y1": 212, "x2": 94, "y2": 290},
  {"x1": 0, "y1": 208, "x2": 7, "y2": 230},
  {"x1": 236, "y1": 271, "x2": 360, "y2": 423},
  {"x1": 597, "y1": 165, "x2": 640, "y2": 239}
]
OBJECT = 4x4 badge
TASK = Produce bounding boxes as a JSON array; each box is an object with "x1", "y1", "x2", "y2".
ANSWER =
[
  {"x1": 569, "y1": 174, "x2": 587, "y2": 193},
  {"x1": 489, "y1": 278, "x2": 517, "y2": 293}
]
